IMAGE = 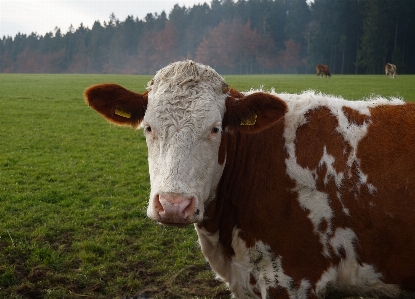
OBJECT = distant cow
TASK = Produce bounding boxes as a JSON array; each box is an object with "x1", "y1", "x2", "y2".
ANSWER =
[
  {"x1": 316, "y1": 64, "x2": 331, "y2": 78},
  {"x1": 385, "y1": 63, "x2": 397, "y2": 78},
  {"x1": 85, "y1": 60, "x2": 415, "y2": 299}
]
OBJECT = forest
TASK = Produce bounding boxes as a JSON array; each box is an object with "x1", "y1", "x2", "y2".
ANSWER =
[{"x1": 1, "y1": 0, "x2": 415, "y2": 75}]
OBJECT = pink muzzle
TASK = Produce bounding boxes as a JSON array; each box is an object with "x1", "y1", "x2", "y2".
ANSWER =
[{"x1": 153, "y1": 193, "x2": 197, "y2": 226}]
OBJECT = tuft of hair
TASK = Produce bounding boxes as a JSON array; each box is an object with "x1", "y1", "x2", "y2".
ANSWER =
[{"x1": 147, "y1": 60, "x2": 228, "y2": 95}]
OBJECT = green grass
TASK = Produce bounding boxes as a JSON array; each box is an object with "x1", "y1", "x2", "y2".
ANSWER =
[
  {"x1": 1, "y1": 73, "x2": 414, "y2": 299},
  {"x1": 224, "y1": 74, "x2": 414, "y2": 100}
]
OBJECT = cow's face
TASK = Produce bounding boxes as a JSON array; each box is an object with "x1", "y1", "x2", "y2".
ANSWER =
[
  {"x1": 84, "y1": 61, "x2": 287, "y2": 226},
  {"x1": 143, "y1": 62, "x2": 228, "y2": 225}
]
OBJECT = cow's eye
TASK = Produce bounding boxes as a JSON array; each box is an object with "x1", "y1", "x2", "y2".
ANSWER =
[
  {"x1": 211, "y1": 127, "x2": 220, "y2": 134},
  {"x1": 210, "y1": 126, "x2": 222, "y2": 135}
]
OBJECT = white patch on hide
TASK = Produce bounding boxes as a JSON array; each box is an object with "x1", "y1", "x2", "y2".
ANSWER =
[
  {"x1": 234, "y1": 229, "x2": 313, "y2": 299},
  {"x1": 315, "y1": 227, "x2": 400, "y2": 298},
  {"x1": 336, "y1": 192, "x2": 350, "y2": 216},
  {"x1": 195, "y1": 225, "x2": 232, "y2": 283},
  {"x1": 198, "y1": 226, "x2": 313, "y2": 299},
  {"x1": 295, "y1": 186, "x2": 333, "y2": 256},
  {"x1": 319, "y1": 147, "x2": 344, "y2": 188},
  {"x1": 198, "y1": 225, "x2": 398, "y2": 299}
]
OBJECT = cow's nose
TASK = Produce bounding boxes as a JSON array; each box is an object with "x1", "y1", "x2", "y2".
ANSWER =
[{"x1": 154, "y1": 193, "x2": 196, "y2": 224}]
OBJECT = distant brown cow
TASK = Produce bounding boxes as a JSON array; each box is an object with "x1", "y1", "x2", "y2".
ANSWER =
[
  {"x1": 385, "y1": 63, "x2": 397, "y2": 78},
  {"x1": 316, "y1": 64, "x2": 331, "y2": 78}
]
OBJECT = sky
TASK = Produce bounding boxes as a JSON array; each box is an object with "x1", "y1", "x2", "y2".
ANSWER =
[{"x1": 0, "y1": 0, "x2": 206, "y2": 38}]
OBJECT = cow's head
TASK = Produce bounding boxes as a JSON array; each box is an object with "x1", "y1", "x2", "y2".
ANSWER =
[{"x1": 84, "y1": 61, "x2": 287, "y2": 226}]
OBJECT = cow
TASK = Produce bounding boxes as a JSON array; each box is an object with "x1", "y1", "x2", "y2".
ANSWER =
[
  {"x1": 316, "y1": 64, "x2": 331, "y2": 78},
  {"x1": 84, "y1": 60, "x2": 415, "y2": 299},
  {"x1": 385, "y1": 63, "x2": 397, "y2": 78}
]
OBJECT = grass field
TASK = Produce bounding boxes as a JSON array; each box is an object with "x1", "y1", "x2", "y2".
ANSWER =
[{"x1": 1, "y1": 73, "x2": 414, "y2": 299}]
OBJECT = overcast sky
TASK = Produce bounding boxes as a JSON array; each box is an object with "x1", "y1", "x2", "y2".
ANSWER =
[{"x1": 0, "y1": 0, "x2": 206, "y2": 37}]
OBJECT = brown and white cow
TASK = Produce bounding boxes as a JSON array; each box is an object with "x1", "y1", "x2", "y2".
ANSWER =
[
  {"x1": 85, "y1": 60, "x2": 415, "y2": 299},
  {"x1": 316, "y1": 64, "x2": 331, "y2": 78},
  {"x1": 385, "y1": 63, "x2": 397, "y2": 78}
]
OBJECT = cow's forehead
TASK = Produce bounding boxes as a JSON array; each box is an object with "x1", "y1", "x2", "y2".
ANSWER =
[
  {"x1": 147, "y1": 61, "x2": 227, "y2": 103},
  {"x1": 148, "y1": 60, "x2": 225, "y2": 89},
  {"x1": 145, "y1": 61, "x2": 228, "y2": 128}
]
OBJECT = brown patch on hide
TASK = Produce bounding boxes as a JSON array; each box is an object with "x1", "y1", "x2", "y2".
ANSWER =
[
  {"x1": 249, "y1": 274, "x2": 256, "y2": 285},
  {"x1": 218, "y1": 131, "x2": 227, "y2": 165},
  {"x1": 267, "y1": 286, "x2": 290, "y2": 299},
  {"x1": 348, "y1": 103, "x2": 415, "y2": 291},
  {"x1": 228, "y1": 87, "x2": 245, "y2": 99},
  {"x1": 249, "y1": 274, "x2": 262, "y2": 297},
  {"x1": 295, "y1": 107, "x2": 350, "y2": 174},
  {"x1": 304, "y1": 103, "x2": 415, "y2": 292},
  {"x1": 202, "y1": 106, "x2": 330, "y2": 288},
  {"x1": 342, "y1": 106, "x2": 370, "y2": 126},
  {"x1": 295, "y1": 103, "x2": 415, "y2": 290},
  {"x1": 337, "y1": 246, "x2": 346, "y2": 259},
  {"x1": 318, "y1": 219, "x2": 329, "y2": 234}
]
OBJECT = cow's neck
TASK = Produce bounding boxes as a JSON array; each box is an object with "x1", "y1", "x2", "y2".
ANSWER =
[
  {"x1": 197, "y1": 117, "x2": 334, "y2": 292},
  {"x1": 199, "y1": 122, "x2": 297, "y2": 258}
]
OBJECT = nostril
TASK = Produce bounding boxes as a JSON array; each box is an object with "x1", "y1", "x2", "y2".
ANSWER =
[
  {"x1": 154, "y1": 194, "x2": 164, "y2": 214},
  {"x1": 182, "y1": 197, "x2": 196, "y2": 218}
]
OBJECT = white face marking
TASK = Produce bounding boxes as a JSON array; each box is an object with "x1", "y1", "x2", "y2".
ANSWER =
[{"x1": 144, "y1": 61, "x2": 227, "y2": 223}]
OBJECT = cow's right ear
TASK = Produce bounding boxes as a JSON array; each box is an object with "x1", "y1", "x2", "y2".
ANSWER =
[{"x1": 84, "y1": 84, "x2": 148, "y2": 128}]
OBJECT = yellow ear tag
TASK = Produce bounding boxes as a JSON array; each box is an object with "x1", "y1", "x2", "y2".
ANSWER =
[
  {"x1": 240, "y1": 113, "x2": 257, "y2": 126},
  {"x1": 115, "y1": 107, "x2": 131, "y2": 119}
]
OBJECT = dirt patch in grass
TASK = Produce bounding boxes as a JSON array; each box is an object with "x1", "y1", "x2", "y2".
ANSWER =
[
  {"x1": 15, "y1": 284, "x2": 45, "y2": 298},
  {"x1": 126, "y1": 263, "x2": 231, "y2": 299}
]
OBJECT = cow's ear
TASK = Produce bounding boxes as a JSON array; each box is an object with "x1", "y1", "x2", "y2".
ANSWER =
[
  {"x1": 224, "y1": 91, "x2": 287, "y2": 133},
  {"x1": 84, "y1": 84, "x2": 148, "y2": 128}
]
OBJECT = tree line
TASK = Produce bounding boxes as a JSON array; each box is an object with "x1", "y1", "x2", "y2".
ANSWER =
[{"x1": 1, "y1": 0, "x2": 415, "y2": 75}]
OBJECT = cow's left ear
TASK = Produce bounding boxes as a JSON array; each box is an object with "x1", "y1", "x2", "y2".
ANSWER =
[
  {"x1": 224, "y1": 91, "x2": 287, "y2": 133},
  {"x1": 84, "y1": 83, "x2": 148, "y2": 128}
]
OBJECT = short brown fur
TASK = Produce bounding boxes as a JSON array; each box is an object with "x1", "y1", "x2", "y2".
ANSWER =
[{"x1": 316, "y1": 64, "x2": 331, "y2": 78}]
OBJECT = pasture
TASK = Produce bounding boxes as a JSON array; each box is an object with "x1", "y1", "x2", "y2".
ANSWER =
[{"x1": 0, "y1": 73, "x2": 414, "y2": 299}]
